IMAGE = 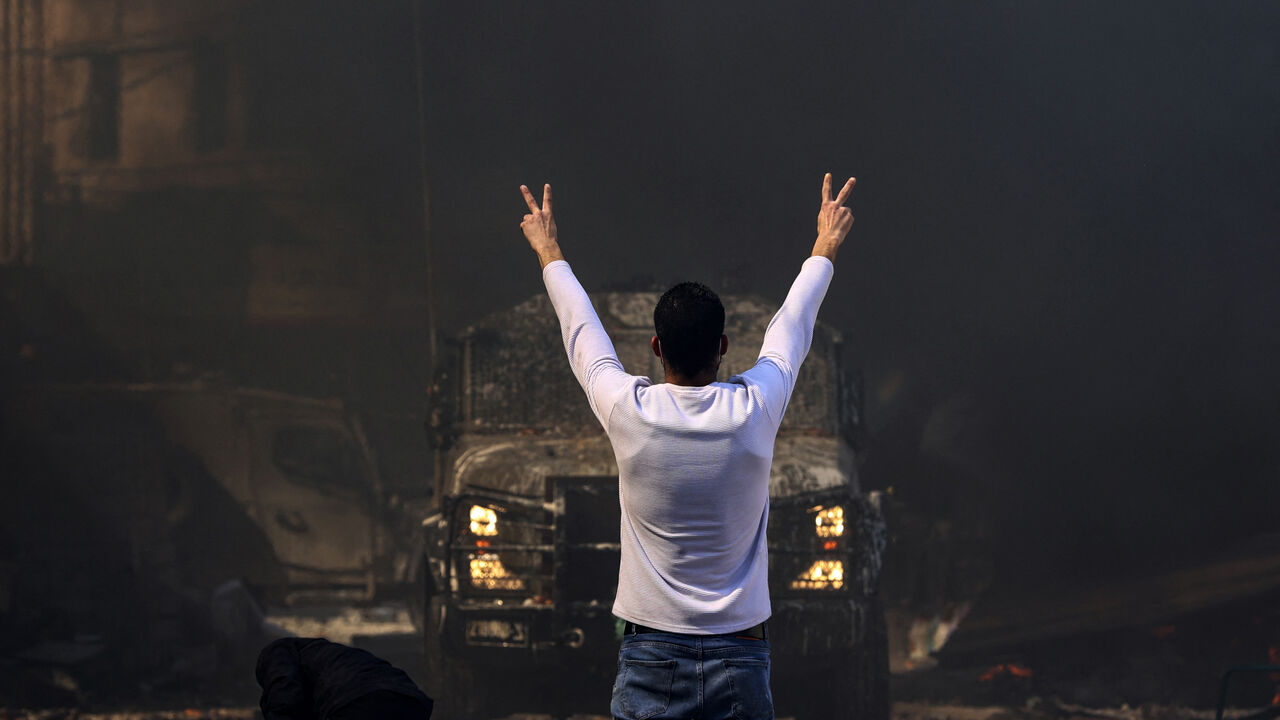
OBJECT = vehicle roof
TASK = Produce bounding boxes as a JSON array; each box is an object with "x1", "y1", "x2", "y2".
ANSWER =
[{"x1": 456, "y1": 291, "x2": 845, "y2": 435}]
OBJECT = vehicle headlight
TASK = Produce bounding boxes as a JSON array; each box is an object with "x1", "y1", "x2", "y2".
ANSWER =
[
  {"x1": 470, "y1": 505, "x2": 498, "y2": 536},
  {"x1": 770, "y1": 495, "x2": 858, "y2": 595},
  {"x1": 789, "y1": 559, "x2": 844, "y2": 590},
  {"x1": 453, "y1": 497, "x2": 552, "y2": 598},
  {"x1": 468, "y1": 553, "x2": 525, "y2": 591},
  {"x1": 813, "y1": 505, "x2": 844, "y2": 538}
]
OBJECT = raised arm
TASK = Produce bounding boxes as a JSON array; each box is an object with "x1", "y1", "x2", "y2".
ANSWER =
[
  {"x1": 519, "y1": 183, "x2": 635, "y2": 431},
  {"x1": 741, "y1": 173, "x2": 855, "y2": 419}
]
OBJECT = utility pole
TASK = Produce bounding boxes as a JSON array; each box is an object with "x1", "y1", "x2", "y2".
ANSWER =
[
  {"x1": 411, "y1": 0, "x2": 449, "y2": 504},
  {"x1": 411, "y1": 0, "x2": 437, "y2": 377}
]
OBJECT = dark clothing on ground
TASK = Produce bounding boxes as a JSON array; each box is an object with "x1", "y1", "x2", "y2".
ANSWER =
[
  {"x1": 329, "y1": 689, "x2": 432, "y2": 720},
  {"x1": 256, "y1": 637, "x2": 433, "y2": 720}
]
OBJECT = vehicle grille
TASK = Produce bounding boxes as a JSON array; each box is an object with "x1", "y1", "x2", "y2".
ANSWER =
[
  {"x1": 554, "y1": 476, "x2": 621, "y2": 604},
  {"x1": 451, "y1": 493, "x2": 555, "y2": 601}
]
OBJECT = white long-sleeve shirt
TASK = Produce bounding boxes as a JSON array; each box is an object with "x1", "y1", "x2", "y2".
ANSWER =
[{"x1": 542, "y1": 256, "x2": 834, "y2": 633}]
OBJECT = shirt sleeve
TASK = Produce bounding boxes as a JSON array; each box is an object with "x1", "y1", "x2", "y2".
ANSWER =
[
  {"x1": 737, "y1": 256, "x2": 835, "y2": 422},
  {"x1": 542, "y1": 260, "x2": 638, "y2": 432}
]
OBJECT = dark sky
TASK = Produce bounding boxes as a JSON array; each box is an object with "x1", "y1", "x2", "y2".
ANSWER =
[{"x1": 413, "y1": 2, "x2": 1280, "y2": 580}]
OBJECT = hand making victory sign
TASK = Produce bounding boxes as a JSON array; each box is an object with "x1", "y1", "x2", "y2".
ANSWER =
[
  {"x1": 813, "y1": 173, "x2": 856, "y2": 262},
  {"x1": 520, "y1": 183, "x2": 565, "y2": 269}
]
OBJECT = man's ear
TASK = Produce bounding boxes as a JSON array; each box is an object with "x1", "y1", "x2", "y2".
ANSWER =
[
  {"x1": 719, "y1": 335, "x2": 729, "y2": 357},
  {"x1": 651, "y1": 336, "x2": 662, "y2": 358}
]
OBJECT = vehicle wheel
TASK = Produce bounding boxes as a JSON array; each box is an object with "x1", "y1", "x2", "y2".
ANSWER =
[
  {"x1": 408, "y1": 558, "x2": 428, "y2": 633},
  {"x1": 855, "y1": 593, "x2": 892, "y2": 720},
  {"x1": 422, "y1": 596, "x2": 450, "y2": 714},
  {"x1": 423, "y1": 596, "x2": 486, "y2": 719},
  {"x1": 449, "y1": 661, "x2": 485, "y2": 719},
  {"x1": 792, "y1": 595, "x2": 891, "y2": 720}
]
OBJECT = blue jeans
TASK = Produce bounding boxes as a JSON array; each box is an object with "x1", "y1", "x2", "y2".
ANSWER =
[{"x1": 611, "y1": 631, "x2": 773, "y2": 720}]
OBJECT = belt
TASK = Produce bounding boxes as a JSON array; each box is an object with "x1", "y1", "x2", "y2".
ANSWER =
[{"x1": 623, "y1": 621, "x2": 767, "y2": 640}]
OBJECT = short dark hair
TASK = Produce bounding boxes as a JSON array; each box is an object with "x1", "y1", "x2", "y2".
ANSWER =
[{"x1": 653, "y1": 281, "x2": 725, "y2": 378}]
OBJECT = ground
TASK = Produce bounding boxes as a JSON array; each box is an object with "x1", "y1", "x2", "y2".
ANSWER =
[{"x1": 3, "y1": 702, "x2": 1278, "y2": 720}]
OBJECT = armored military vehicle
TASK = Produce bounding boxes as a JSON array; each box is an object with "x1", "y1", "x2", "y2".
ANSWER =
[{"x1": 418, "y1": 289, "x2": 889, "y2": 719}]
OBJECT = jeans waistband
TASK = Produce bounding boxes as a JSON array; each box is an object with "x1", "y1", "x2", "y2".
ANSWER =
[{"x1": 623, "y1": 620, "x2": 768, "y2": 640}]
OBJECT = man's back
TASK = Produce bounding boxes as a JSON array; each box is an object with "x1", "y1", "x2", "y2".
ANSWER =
[{"x1": 612, "y1": 381, "x2": 777, "y2": 632}]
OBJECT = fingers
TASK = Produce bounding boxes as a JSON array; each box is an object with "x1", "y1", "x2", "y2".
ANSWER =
[
  {"x1": 820, "y1": 174, "x2": 857, "y2": 205},
  {"x1": 834, "y1": 177, "x2": 856, "y2": 206},
  {"x1": 520, "y1": 185, "x2": 540, "y2": 214},
  {"x1": 521, "y1": 183, "x2": 555, "y2": 215}
]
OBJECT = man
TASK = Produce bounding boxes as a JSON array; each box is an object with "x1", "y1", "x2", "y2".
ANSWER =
[
  {"x1": 256, "y1": 636, "x2": 434, "y2": 719},
  {"x1": 518, "y1": 173, "x2": 855, "y2": 720}
]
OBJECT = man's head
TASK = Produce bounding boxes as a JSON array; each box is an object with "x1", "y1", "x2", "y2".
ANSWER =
[{"x1": 652, "y1": 281, "x2": 727, "y2": 381}]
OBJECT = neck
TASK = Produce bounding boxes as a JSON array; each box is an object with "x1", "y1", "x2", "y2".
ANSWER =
[{"x1": 665, "y1": 368, "x2": 718, "y2": 387}]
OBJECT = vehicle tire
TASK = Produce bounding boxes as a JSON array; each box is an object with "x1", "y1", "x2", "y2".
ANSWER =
[
  {"x1": 855, "y1": 593, "x2": 892, "y2": 720},
  {"x1": 422, "y1": 596, "x2": 450, "y2": 713},
  {"x1": 423, "y1": 596, "x2": 485, "y2": 719},
  {"x1": 408, "y1": 558, "x2": 428, "y2": 633},
  {"x1": 792, "y1": 594, "x2": 891, "y2": 720}
]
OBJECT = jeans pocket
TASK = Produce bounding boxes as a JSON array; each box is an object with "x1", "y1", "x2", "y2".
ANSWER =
[
  {"x1": 612, "y1": 658, "x2": 676, "y2": 720},
  {"x1": 723, "y1": 657, "x2": 773, "y2": 720}
]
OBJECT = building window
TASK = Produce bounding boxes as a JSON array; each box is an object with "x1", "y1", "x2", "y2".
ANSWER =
[
  {"x1": 191, "y1": 39, "x2": 228, "y2": 152},
  {"x1": 85, "y1": 54, "x2": 120, "y2": 160}
]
